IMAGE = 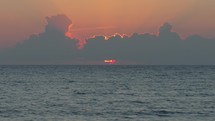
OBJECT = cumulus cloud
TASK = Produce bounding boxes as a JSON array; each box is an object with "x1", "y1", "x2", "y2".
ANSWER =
[
  {"x1": 0, "y1": 16, "x2": 215, "y2": 65},
  {"x1": 45, "y1": 15, "x2": 72, "y2": 33},
  {"x1": 82, "y1": 23, "x2": 215, "y2": 65},
  {"x1": 0, "y1": 14, "x2": 79, "y2": 64}
]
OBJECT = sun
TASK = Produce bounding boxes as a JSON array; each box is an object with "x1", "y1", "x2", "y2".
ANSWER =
[{"x1": 104, "y1": 60, "x2": 117, "y2": 65}]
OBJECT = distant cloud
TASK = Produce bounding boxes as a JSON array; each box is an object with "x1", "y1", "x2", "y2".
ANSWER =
[
  {"x1": 0, "y1": 14, "x2": 79, "y2": 64},
  {"x1": 159, "y1": 22, "x2": 181, "y2": 41},
  {"x1": 66, "y1": 25, "x2": 116, "y2": 49},
  {"x1": 0, "y1": 15, "x2": 215, "y2": 65},
  {"x1": 45, "y1": 15, "x2": 72, "y2": 33},
  {"x1": 82, "y1": 23, "x2": 215, "y2": 65}
]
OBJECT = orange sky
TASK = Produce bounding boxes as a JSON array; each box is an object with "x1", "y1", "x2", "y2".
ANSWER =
[{"x1": 0, "y1": 0, "x2": 215, "y2": 48}]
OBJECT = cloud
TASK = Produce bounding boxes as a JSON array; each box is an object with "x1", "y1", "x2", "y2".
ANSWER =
[
  {"x1": 0, "y1": 16, "x2": 215, "y2": 65},
  {"x1": 45, "y1": 14, "x2": 72, "y2": 33},
  {"x1": 65, "y1": 25, "x2": 116, "y2": 49},
  {"x1": 82, "y1": 23, "x2": 215, "y2": 65},
  {"x1": 0, "y1": 14, "x2": 79, "y2": 64}
]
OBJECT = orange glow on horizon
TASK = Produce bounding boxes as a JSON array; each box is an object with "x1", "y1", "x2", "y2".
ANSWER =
[{"x1": 104, "y1": 59, "x2": 117, "y2": 64}]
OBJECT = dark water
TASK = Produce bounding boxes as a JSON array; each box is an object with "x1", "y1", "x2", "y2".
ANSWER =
[{"x1": 0, "y1": 65, "x2": 215, "y2": 121}]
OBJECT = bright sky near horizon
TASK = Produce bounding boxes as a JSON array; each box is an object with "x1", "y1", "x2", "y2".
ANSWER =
[{"x1": 0, "y1": 0, "x2": 215, "y2": 48}]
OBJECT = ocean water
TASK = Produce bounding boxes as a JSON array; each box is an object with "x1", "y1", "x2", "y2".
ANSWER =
[{"x1": 0, "y1": 65, "x2": 214, "y2": 121}]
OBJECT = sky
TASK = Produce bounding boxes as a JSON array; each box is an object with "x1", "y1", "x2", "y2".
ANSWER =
[{"x1": 0, "y1": 0, "x2": 215, "y2": 64}]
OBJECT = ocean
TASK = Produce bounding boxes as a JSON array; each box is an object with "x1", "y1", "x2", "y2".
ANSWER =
[{"x1": 0, "y1": 65, "x2": 214, "y2": 121}]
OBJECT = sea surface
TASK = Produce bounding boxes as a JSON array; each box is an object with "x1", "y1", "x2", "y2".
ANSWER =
[{"x1": 0, "y1": 65, "x2": 214, "y2": 121}]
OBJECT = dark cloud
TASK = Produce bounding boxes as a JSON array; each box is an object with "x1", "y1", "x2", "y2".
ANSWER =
[
  {"x1": 0, "y1": 14, "x2": 79, "y2": 64},
  {"x1": 0, "y1": 16, "x2": 215, "y2": 65},
  {"x1": 82, "y1": 23, "x2": 215, "y2": 65},
  {"x1": 45, "y1": 15, "x2": 72, "y2": 33}
]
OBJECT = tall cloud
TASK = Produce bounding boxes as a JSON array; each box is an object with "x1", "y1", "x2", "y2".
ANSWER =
[
  {"x1": 0, "y1": 15, "x2": 79, "y2": 64},
  {"x1": 0, "y1": 16, "x2": 215, "y2": 65}
]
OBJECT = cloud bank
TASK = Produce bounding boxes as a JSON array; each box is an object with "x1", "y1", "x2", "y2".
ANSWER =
[{"x1": 0, "y1": 15, "x2": 215, "y2": 65}]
